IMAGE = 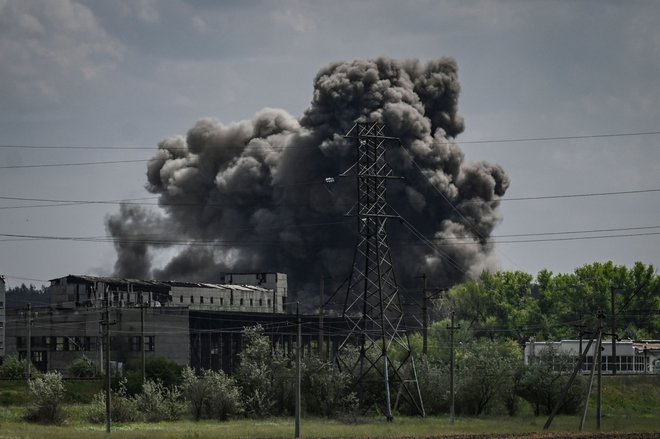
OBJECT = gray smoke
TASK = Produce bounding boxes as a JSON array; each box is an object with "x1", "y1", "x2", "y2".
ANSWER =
[{"x1": 106, "y1": 57, "x2": 509, "y2": 298}]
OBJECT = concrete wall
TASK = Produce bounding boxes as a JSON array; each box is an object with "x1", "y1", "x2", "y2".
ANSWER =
[{"x1": 5, "y1": 305, "x2": 190, "y2": 375}]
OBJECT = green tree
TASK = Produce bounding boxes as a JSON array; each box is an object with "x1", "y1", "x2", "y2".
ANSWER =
[
  {"x1": 455, "y1": 338, "x2": 522, "y2": 416},
  {"x1": 235, "y1": 325, "x2": 278, "y2": 417},
  {"x1": 26, "y1": 372, "x2": 66, "y2": 424},
  {"x1": 301, "y1": 354, "x2": 357, "y2": 417},
  {"x1": 517, "y1": 346, "x2": 586, "y2": 416}
]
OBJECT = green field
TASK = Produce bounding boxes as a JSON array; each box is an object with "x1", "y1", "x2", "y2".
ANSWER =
[{"x1": 0, "y1": 375, "x2": 658, "y2": 439}]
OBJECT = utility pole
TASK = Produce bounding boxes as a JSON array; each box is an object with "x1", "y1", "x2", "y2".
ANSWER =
[
  {"x1": 611, "y1": 287, "x2": 617, "y2": 375},
  {"x1": 579, "y1": 329, "x2": 599, "y2": 431},
  {"x1": 420, "y1": 274, "x2": 428, "y2": 356},
  {"x1": 100, "y1": 287, "x2": 116, "y2": 434},
  {"x1": 140, "y1": 292, "x2": 146, "y2": 388},
  {"x1": 447, "y1": 310, "x2": 460, "y2": 425},
  {"x1": 295, "y1": 302, "x2": 301, "y2": 439},
  {"x1": 596, "y1": 311, "x2": 605, "y2": 430},
  {"x1": 544, "y1": 334, "x2": 597, "y2": 430},
  {"x1": 319, "y1": 276, "x2": 324, "y2": 361},
  {"x1": 24, "y1": 303, "x2": 35, "y2": 382}
]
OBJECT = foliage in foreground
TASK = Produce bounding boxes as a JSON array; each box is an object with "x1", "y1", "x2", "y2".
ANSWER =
[
  {"x1": 87, "y1": 379, "x2": 139, "y2": 423},
  {"x1": 181, "y1": 367, "x2": 243, "y2": 421},
  {"x1": 25, "y1": 372, "x2": 66, "y2": 424},
  {"x1": 68, "y1": 355, "x2": 97, "y2": 378},
  {"x1": 518, "y1": 346, "x2": 586, "y2": 416},
  {"x1": 0, "y1": 355, "x2": 40, "y2": 380},
  {"x1": 136, "y1": 379, "x2": 185, "y2": 422}
]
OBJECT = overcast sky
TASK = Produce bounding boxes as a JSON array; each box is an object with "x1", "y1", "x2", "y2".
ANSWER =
[{"x1": 1, "y1": 0, "x2": 659, "y2": 289}]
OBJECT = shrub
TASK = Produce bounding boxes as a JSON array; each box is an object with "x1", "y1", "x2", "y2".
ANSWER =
[
  {"x1": 517, "y1": 346, "x2": 586, "y2": 416},
  {"x1": 87, "y1": 379, "x2": 139, "y2": 423},
  {"x1": 0, "y1": 355, "x2": 39, "y2": 380},
  {"x1": 235, "y1": 325, "x2": 276, "y2": 416},
  {"x1": 181, "y1": 367, "x2": 243, "y2": 421},
  {"x1": 25, "y1": 372, "x2": 66, "y2": 424},
  {"x1": 136, "y1": 379, "x2": 185, "y2": 422},
  {"x1": 302, "y1": 355, "x2": 357, "y2": 417},
  {"x1": 68, "y1": 355, "x2": 96, "y2": 378},
  {"x1": 456, "y1": 338, "x2": 522, "y2": 416},
  {"x1": 123, "y1": 357, "x2": 184, "y2": 395},
  {"x1": 416, "y1": 358, "x2": 450, "y2": 415}
]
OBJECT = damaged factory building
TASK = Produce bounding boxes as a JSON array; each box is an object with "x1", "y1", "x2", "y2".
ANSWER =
[{"x1": 4, "y1": 273, "x2": 341, "y2": 375}]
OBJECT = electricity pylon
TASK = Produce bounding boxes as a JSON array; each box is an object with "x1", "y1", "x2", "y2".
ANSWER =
[{"x1": 334, "y1": 122, "x2": 425, "y2": 420}]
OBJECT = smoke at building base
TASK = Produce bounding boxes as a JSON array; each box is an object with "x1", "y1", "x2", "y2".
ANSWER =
[{"x1": 105, "y1": 57, "x2": 509, "y2": 304}]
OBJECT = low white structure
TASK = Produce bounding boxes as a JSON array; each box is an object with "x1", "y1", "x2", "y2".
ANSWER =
[{"x1": 524, "y1": 339, "x2": 660, "y2": 374}]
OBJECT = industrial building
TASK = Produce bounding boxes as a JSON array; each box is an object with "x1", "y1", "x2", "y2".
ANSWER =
[
  {"x1": 3, "y1": 273, "x2": 345, "y2": 375},
  {"x1": 524, "y1": 339, "x2": 660, "y2": 374}
]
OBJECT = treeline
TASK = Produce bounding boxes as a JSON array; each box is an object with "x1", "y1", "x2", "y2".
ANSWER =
[
  {"x1": 438, "y1": 261, "x2": 660, "y2": 342},
  {"x1": 5, "y1": 283, "x2": 50, "y2": 309}
]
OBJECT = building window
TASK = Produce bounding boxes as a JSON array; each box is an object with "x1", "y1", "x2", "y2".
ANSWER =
[
  {"x1": 268, "y1": 299, "x2": 271, "y2": 307},
  {"x1": 250, "y1": 299, "x2": 253, "y2": 306},
  {"x1": 0, "y1": 322, "x2": 3, "y2": 328},
  {"x1": 240, "y1": 298, "x2": 244, "y2": 306},
  {"x1": 180, "y1": 295, "x2": 183, "y2": 303},
  {"x1": 70, "y1": 337, "x2": 83, "y2": 351},
  {"x1": 32, "y1": 351, "x2": 45, "y2": 363},
  {"x1": 0, "y1": 300, "x2": 4, "y2": 308},
  {"x1": 130, "y1": 336, "x2": 140, "y2": 352},
  {"x1": 220, "y1": 297, "x2": 224, "y2": 305},
  {"x1": 190, "y1": 295, "x2": 194, "y2": 304},
  {"x1": 635, "y1": 355, "x2": 647, "y2": 372},
  {"x1": 210, "y1": 297, "x2": 214, "y2": 304},
  {"x1": 56, "y1": 337, "x2": 67, "y2": 351},
  {"x1": 86, "y1": 337, "x2": 98, "y2": 352},
  {"x1": 259, "y1": 298, "x2": 263, "y2": 306},
  {"x1": 621, "y1": 355, "x2": 633, "y2": 371},
  {"x1": 145, "y1": 336, "x2": 155, "y2": 352},
  {"x1": 200, "y1": 296, "x2": 204, "y2": 304}
]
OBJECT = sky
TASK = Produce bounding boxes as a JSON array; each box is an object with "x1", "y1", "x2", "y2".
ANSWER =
[{"x1": 1, "y1": 0, "x2": 660, "y2": 291}]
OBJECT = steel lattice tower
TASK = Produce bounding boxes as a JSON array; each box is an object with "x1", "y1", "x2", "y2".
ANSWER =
[{"x1": 335, "y1": 122, "x2": 425, "y2": 419}]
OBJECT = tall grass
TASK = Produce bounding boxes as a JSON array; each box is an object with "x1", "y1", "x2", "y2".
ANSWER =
[{"x1": 0, "y1": 375, "x2": 657, "y2": 438}]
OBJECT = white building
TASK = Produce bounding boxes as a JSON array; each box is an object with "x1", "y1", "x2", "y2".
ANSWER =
[{"x1": 524, "y1": 339, "x2": 660, "y2": 374}]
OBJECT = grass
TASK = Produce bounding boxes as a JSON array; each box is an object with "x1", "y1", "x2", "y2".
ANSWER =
[
  {"x1": 0, "y1": 375, "x2": 657, "y2": 439},
  {"x1": 0, "y1": 378, "x2": 101, "y2": 405},
  {"x1": 0, "y1": 413, "x2": 658, "y2": 439}
]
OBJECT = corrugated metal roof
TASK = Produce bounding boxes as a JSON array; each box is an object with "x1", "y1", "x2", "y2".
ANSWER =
[{"x1": 50, "y1": 275, "x2": 270, "y2": 293}]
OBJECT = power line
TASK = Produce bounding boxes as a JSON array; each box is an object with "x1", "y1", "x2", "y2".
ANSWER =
[
  {"x1": 1, "y1": 185, "x2": 659, "y2": 212},
  {"x1": 460, "y1": 130, "x2": 660, "y2": 144},
  {"x1": 0, "y1": 159, "x2": 149, "y2": 169},
  {"x1": 498, "y1": 188, "x2": 660, "y2": 202},
  {"x1": 1, "y1": 129, "x2": 659, "y2": 151},
  {"x1": 4, "y1": 223, "x2": 660, "y2": 247}
]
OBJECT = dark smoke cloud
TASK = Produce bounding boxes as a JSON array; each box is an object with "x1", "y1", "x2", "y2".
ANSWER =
[{"x1": 106, "y1": 57, "x2": 509, "y2": 300}]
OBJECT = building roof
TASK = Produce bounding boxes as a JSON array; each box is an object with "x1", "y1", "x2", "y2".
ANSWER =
[{"x1": 49, "y1": 274, "x2": 271, "y2": 293}]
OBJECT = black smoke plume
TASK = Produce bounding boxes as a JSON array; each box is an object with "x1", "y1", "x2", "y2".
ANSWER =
[{"x1": 106, "y1": 57, "x2": 509, "y2": 302}]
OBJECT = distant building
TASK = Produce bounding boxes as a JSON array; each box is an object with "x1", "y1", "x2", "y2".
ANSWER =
[
  {"x1": 0, "y1": 275, "x2": 5, "y2": 360},
  {"x1": 48, "y1": 274, "x2": 287, "y2": 313},
  {"x1": 4, "y1": 273, "x2": 343, "y2": 375},
  {"x1": 524, "y1": 339, "x2": 660, "y2": 374}
]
